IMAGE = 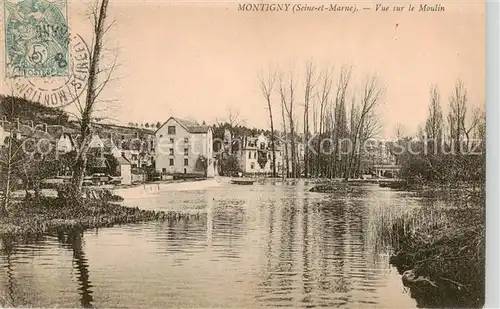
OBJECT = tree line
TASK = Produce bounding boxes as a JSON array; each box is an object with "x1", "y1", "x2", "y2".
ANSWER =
[
  {"x1": 394, "y1": 79, "x2": 485, "y2": 188},
  {"x1": 259, "y1": 63, "x2": 385, "y2": 180}
]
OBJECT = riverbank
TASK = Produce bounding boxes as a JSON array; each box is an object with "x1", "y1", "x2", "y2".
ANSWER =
[
  {"x1": 380, "y1": 196, "x2": 485, "y2": 308},
  {"x1": 0, "y1": 193, "x2": 203, "y2": 239},
  {"x1": 309, "y1": 180, "x2": 485, "y2": 307}
]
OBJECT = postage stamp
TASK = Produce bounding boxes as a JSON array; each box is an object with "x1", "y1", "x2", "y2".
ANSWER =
[
  {"x1": 4, "y1": 0, "x2": 69, "y2": 78},
  {"x1": 7, "y1": 32, "x2": 90, "y2": 107}
]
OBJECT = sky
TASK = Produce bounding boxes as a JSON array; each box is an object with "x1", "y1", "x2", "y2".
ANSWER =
[{"x1": 1, "y1": 0, "x2": 485, "y2": 138}]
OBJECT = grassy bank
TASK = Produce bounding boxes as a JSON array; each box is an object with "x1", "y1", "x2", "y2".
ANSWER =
[
  {"x1": 375, "y1": 196, "x2": 485, "y2": 308},
  {"x1": 0, "y1": 192, "x2": 202, "y2": 239}
]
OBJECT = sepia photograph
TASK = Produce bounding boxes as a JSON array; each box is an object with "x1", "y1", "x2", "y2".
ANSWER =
[{"x1": 0, "y1": 0, "x2": 487, "y2": 308}]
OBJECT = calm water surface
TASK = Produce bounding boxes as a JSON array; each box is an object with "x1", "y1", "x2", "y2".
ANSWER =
[{"x1": 0, "y1": 180, "x2": 421, "y2": 308}]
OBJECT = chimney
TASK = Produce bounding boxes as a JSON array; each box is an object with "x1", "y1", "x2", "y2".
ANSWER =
[
  {"x1": 43, "y1": 123, "x2": 47, "y2": 133},
  {"x1": 29, "y1": 120, "x2": 34, "y2": 128}
]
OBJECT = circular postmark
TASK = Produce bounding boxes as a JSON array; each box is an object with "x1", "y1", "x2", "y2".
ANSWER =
[{"x1": 7, "y1": 32, "x2": 91, "y2": 108}]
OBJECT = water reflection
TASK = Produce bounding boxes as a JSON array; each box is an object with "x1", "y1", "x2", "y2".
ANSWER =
[
  {"x1": 58, "y1": 230, "x2": 94, "y2": 308},
  {"x1": 0, "y1": 181, "x2": 418, "y2": 308}
]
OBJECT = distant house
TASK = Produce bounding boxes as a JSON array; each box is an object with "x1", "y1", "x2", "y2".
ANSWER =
[
  {"x1": 118, "y1": 156, "x2": 132, "y2": 185},
  {"x1": 88, "y1": 157, "x2": 110, "y2": 175},
  {"x1": 237, "y1": 132, "x2": 283, "y2": 175},
  {"x1": 155, "y1": 117, "x2": 214, "y2": 177},
  {"x1": 88, "y1": 133, "x2": 105, "y2": 150},
  {"x1": 0, "y1": 122, "x2": 10, "y2": 146},
  {"x1": 47, "y1": 125, "x2": 77, "y2": 154},
  {"x1": 102, "y1": 137, "x2": 122, "y2": 158}
]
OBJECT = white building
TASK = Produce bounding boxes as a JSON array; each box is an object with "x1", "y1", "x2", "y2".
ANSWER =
[
  {"x1": 0, "y1": 123, "x2": 10, "y2": 146},
  {"x1": 236, "y1": 133, "x2": 283, "y2": 175},
  {"x1": 155, "y1": 117, "x2": 214, "y2": 177}
]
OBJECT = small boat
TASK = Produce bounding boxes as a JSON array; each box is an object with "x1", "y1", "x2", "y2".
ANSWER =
[{"x1": 230, "y1": 178, "x2": 256, "y2": 185}]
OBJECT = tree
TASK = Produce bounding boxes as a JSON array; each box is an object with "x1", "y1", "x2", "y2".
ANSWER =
[
  {"x1": 70, "y1": 0, "x2": 114, "y2": 199},
  {"x1": 196, "y1": 155, "x2": 208, "y2": 177},
  {"x1": 0, "y1": 96, "x2": 30, "y2": 214},
  {"x1": 315, "y1": 67, "x2": 333, "y2": 177},
  {"x1": 259, "y1": 69, "x2": 277, "y2": 177},
  {"x1": 344, "y1": 75, "x2": 384, "y2": 180},
  {"x1": 219, "y1": 154, "x2": 242, "y2": 176},
  {"x1": 302, "y1": 61, "x2": 317, "y2": 178},
  {"x1": 145, "y1": 123, "x2": 150, "y2": 128},
  {"x1": 279, "y1": 69, "x2": 299, "y2": 178},
  {"x1": 332, "y1": 65, "x2": 351, "y2": 178}
]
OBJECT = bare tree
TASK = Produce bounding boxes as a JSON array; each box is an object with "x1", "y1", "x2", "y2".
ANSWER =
[
  {"x1": 259, "y1": 69, "x2": 277, "y2": 178},
  {"x1": 344, "y1": 75, "x2": 384, "y2": 180},
  {"x1": 302, "y1": 61, "x2": 317, "y2": 178},
  {"x1": 226, "y1": 107, "x2": 244, "y2": 127},
  {"x1": 279, "y1": 84, "x2": 289, "y2": 178},
  {"x1": 71, "y1": 0, "x2": 115, "y2": 196},
  {"x1": 315, "y1": 67, "x2": 334, "y2": 177},
  {"x1": 447, "y1": 79, "x2": 467, "y2": 152},
  {"x1": 426, "y1": 85, "x2": 444, "y2": 141},
  {"x1": 332, "y1": 65, "x2": 351, "y2": 178},
  {"x1": 395, "y1": 123, "x2": 405, "y2": 139},
  {"x1": 279, "y1": 69, "x2": 299, "y2": 178}
]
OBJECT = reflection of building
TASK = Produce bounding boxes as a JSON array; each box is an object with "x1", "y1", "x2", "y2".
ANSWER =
[{"x1": 155, "y1": 117, "x2": 214, "y2": 177}]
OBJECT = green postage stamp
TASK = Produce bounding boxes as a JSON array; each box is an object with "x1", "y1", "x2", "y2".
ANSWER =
[{"x1": 4, "y1": 0, "x2": 69, "y2": 77}]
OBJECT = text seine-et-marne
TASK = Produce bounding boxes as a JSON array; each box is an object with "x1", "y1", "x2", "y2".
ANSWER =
[{"x1": 237, "y1": 3, "x2": 357, "y2": 13}]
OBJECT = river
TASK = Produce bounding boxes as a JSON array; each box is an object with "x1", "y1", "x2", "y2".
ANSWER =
[{"x1": 0, "y1": 180, "x2": 421, "y2": 308}]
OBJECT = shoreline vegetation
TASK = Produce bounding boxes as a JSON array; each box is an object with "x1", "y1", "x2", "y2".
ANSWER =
[
  {"x1": 0, "y1": 187, "x2": 204, "y2": 239},
  {"x1": 311, "y1": 181, "x2": 485, "y2": 308}
]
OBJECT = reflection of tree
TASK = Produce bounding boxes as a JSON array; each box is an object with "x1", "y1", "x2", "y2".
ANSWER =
[
  {"x1": 275, "y1": 201, "x2": 296, "y2": 302},
  {"x1": 59, "y1": 230, "x2": 94, "y2": 308},
  {"x1": 0, "y1": 237, "x2": 15, "y2": 306},
  {"x1": 302, "y1": 198, "x2": 312, "y2": 295}
]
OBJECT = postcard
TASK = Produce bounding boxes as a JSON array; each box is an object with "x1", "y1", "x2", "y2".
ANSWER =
[{"x1": 0, "y1": 0, "x2": 487, "y2": 308}]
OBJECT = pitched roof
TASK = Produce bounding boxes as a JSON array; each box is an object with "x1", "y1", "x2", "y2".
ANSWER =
[
  {"x1": 116, "y1": 156, "x2": 131, "y2": 165},
  {"x1": 1, "y1": 121, "x2": 55, "y2": 141},
  {"x1": 91, "y1": 157, "x2": 109, "y2": 168},
  {"x1": 186, "y1": 125, "x2": 210, "y2": 134},
  {"x1": 155, "y1": 117, "x2": 210, "y2": 134}
]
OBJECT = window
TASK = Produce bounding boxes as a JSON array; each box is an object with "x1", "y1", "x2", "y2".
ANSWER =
[
  {"x1": 150, "y1": 140, "x2": 154, "y2": 151},
  {"x1": 184, "y1": 137, "x2": 189, "y2": 143},
  {"x1": 184, "y1": 148, "x2": 188, "y2": 156},
  {"x1": 251, "y1": 163, "x2": 255, "y2": 169},
  {"x1": 254, "y1": 152, "x2": 257, "y2": 159},
  {"x1": 248, "y1": 152, "x2": 251, "y2": 159},
  {"x1": 168, "y1": 126, "x2": 176, "y2": 134},
  {"x1": 169, "y1": 159, "x2": 174, "y2": 166},
  {"x1": 169, "y1": 138, "x2": 174, "y2": 144},
  {"x1": 162, "y1": 168, "x2": 167, "y2": 173},
  {"x1": 184, "y1": 158, "x2": 189, "y2": 166},
  {"x1": 169, "y1": 148, "x2": 174, "y2": 155}
]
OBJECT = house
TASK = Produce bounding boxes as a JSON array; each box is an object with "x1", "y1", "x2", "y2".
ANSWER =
[
  {"x1": 232, "y1": 132, "x2": 283, "y2": 176},
  {"x1": 104, "y1": 154, "x2": 132, "y2": 185},
  {"x1": 0, "y1": 122, "x2": 10, "y2": 146},
  {"x1": 119, "y1": 157, "x2": 132, "y2": 185},
  {"x1": 155, "y1": 117, "x2": 214, "y2": 177},
  {"x1": 47, "y1": 125, "x2": 77, "y2": 154}
]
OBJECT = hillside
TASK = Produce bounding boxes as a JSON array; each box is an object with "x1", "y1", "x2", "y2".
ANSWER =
[{"x1": 0, "y1": 95, "x2": 70, "y2": 126}]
